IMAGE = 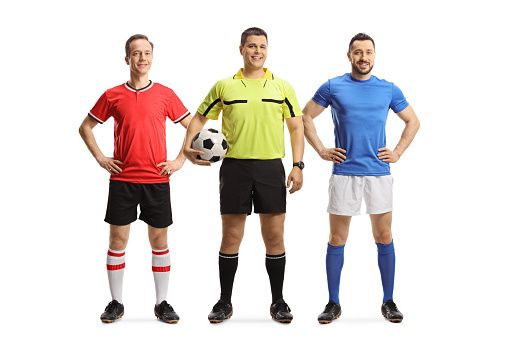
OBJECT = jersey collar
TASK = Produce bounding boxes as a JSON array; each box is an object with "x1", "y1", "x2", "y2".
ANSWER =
[
  {"x1": 233, "y1": 68, "x2": 273, "y2": 80},
  {"x1": 125, "y1": 80, "x2": 153, "y2": 93}
]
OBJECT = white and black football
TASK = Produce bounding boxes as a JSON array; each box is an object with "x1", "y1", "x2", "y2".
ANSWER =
[{"x1": 191, "y1": 128, "x2": 228, "y2": 163}]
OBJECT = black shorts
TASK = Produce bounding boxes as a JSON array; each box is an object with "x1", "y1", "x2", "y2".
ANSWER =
[
  {"x1": 219, "y1": 158, "x2": 286, "y2": 215},
  {"x1": 104, "y1": 180, "x2": 173, "y2": 228}
]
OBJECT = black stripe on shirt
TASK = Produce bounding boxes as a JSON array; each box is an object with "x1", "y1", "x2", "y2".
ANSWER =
[
  {"x1": 285, "y1": 97, "x2": 296, "y2": 117},
  {"x1": 262, "y1": 99, "x2": 284, "y2": 104},
  {"x1": 88, "y1": 112, "x2": 104, "y2": 124},
  {"x1": 224, "y1": 100, "x2": 248, "y2": 105},
  {"x1": 203, "y1": 98, "x2": 221, "y2": 117}
]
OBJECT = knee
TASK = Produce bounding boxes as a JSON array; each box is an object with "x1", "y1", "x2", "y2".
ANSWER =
[
  {"x1": 374, "y1": 230, "x2": 392, "y2": 245},
  {"x1": 221, "y1": 230, "x2": 243, "y2": 248},
  {"x1": 109, "y1": 235, "x2": 128, "y2": 251},
  {"x1": 149, "y1": 230, "x2": 168, "y2": 250},
  {"x1": 329, "y1": 233, "x2": 347, "y2": 247},
  {"x1": 262, "y1": 230, "x2": 284, "y2": 249}
]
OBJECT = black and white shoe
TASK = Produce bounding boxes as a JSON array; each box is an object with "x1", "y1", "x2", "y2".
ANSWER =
[
  {"x1": 154, "y1": 300, "x2": 179, "y2": 323},
  {"x1": 208, "y1": 300, "x2": 233, "y2": 323},
  {"x1": 270, "y1": 299, "x2": 293, "y2": 323},
  {"x1": 381, "y1": 299, "x2": 404, "y2": 323},
  {"x1": 100, "y1": 300, "x2": 124, "y2": 323},
  {"x1": 318, "y1": 300, "x2": 341, "y2": 324}
]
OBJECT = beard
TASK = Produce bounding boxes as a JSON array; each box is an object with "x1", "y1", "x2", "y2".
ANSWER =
[{"x1": 352, "y1": 61, "x2": 374, "y2": 75}]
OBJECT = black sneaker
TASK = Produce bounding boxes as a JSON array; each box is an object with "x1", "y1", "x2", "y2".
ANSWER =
[
  {"x1": 208, "y1": 299, "x2": 233, "y2": 323},
  {"x1": 381, "y1": 299, "x2": 403, "y2": 323},
  {"x1": 154, "y1": 300, "x2": 179, "y2": 323},
  {"x1": 318, "y1": 300, "x2": 341, "y2": 324},
  {"x1": 100, "y1": 300, "x2": 124, "y2": 323},
  {"x1": 270, "y1": 299, "x2": 293, "y2": 323}
]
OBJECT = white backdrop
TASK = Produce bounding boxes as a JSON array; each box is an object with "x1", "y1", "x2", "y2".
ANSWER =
[{"x1": 2, "y1": 0, "x2": 507, "y2": 338}]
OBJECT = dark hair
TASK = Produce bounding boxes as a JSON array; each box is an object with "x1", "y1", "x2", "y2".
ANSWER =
[
  {"x1": 348, "y1": 33, "x2": 375, "y2": 53},
  {"x1": 125, "y1": 34, "x2": 154, "y2": 58},
  {"x1": 240, "y1": 27, "x2": 268, "y2": 47}
]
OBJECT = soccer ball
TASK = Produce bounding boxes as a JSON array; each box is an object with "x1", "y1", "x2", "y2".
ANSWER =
[{"x1": 191, "y1": 128, "x2": 228, "y2": 163}]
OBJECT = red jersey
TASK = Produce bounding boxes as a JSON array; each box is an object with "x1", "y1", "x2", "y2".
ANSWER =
[{"x1": 89, "y1": 81, "x2": 190, "y2": 183}]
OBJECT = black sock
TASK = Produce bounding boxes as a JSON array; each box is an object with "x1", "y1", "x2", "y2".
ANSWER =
[
  {"x1": 219, "y1": 252, "x2": 238, "y2": 304},
  {"x1": 266, "y1": 252, "x2": 286, "y2": 304}
]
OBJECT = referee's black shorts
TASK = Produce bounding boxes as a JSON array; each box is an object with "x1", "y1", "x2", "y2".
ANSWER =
[
  {"x1": 104, "y1": 180, "x2": 173, "y2": 228},
  {"x1": 219, "y1": 158, "x2": 286, "y2": 215}
]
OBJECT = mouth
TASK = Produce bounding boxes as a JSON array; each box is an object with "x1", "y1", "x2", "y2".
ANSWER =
[
  {"x1": 251, "y1": 56, "x2": 262, "y2": 61},
  {"x1": 357, "y1": 62, "x2": 369, "y2": 68}
]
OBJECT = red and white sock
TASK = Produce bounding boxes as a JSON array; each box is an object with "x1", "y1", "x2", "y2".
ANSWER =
[
  {"x1": 106, "y1": 248, "x2": 125, "y2": 304},
  {"x1": 152, "y1": 248, "x2": 171, "y2": 304}
]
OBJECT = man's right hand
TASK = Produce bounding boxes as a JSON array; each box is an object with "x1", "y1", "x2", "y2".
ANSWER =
[
  {"x1": 183, "y1": 147, "x2": 211, "y2": 166},
  {"x1": 319, "y1": 147, "x2": 346, "y2": 164},
  {"x1": 97, "y1": 156, "x2": 123, "y2": 174}
]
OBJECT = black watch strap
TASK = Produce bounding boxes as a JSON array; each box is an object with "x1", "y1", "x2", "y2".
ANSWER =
[{"x1": 293, "y1": 161, "x2": 305, "y2": 170}]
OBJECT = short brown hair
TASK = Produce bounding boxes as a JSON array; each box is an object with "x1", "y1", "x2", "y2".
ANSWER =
[
  {"x1": 125, "y1": 34, "x2": 154, "y2": 58},
  {"x1": 348, "y1": 33, "x2": 375, "y2": 53},
  {"x1": 240, "y1": 27, "x2": 268, "y2": 47}
]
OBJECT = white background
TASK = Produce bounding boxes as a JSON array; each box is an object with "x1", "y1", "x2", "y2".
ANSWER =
[{"x1": 2, "y1": 0, "x2": 508, "y2": 338}]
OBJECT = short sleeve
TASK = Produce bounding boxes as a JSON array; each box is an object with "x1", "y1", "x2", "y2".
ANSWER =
[
  {"x1": 390, "y1": 84, "x2": 409, "y2": 113},
  {"x1": 197, "y1": 82, "x2": 223, "y2": 120},
  {"x1": 311, "y1": 81, "x2": 331, "y2": 108},
  {"x1": 89, "y1": 92, "x2": 111, "y2": 124},
  {"x1": 166, "y1": 89, "x2": 190, "y2": 123},
  {"x1": 282, "y1": 82, "x2": 303, "y2": 119}
]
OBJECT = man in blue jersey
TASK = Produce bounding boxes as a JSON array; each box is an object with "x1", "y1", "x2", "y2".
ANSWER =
[{"x1": 302, "y1": 33, "x2": 420, "y2": 324}]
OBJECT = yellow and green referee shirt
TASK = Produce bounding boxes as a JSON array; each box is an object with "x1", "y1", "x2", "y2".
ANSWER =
[{"x1": 197, "y1": 68, "x2": 302, "y2": 160}]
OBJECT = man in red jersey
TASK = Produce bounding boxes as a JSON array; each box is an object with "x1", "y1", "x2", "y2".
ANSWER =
[{"x1": 79, "y1": 34, "x2": 191, "y2": 324}]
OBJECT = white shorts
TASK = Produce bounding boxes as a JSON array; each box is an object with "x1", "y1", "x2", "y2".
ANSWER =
[{"x1": 327, "y1": 175, "x2": 393, "y2": 216}]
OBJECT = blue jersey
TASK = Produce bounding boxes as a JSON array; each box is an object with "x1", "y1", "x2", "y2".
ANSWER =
[{"x1": 312, "y1": 73, "x2": 408, "y2": 176}]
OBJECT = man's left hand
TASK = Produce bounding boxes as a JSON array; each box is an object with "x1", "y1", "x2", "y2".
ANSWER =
[
  {"x1": 287, "y1": 167, "x2": 303, "y2": 194},
  {"x1": 377, "y1": 147, "x2": 400, "y2": 163},
  {"x1": 157, "y1": 160, "x2": 184, "y2": 177}
]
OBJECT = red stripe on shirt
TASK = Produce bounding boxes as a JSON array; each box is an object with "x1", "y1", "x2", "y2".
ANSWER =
[
  {"x1": 107, "y1": 263, "x2": 125, "y2": 271},
  {"x1": 152, "y1": 265, "x2": 171, "y2": 272}
]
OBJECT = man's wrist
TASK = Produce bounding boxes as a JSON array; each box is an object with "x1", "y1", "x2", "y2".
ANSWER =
[{"x1": 293, "y1": 161, "x2": 305, "y2": 170}]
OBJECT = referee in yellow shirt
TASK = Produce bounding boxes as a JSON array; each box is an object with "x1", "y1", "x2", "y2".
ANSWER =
[{"x1": 184, "y1": 27, "x2": 304, "y2": 323}]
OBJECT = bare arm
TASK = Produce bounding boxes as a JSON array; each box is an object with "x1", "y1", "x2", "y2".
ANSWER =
[
  {"x1": 78, "y1": 115, "x2": 123, "y2": 174},
  {"x1": 285, "y1": 116, "x2": 304, "y2": 194},
  {"x1": 377, "y1": 104, "x2": 420, "y2": 162},
  {"x1": 302, "y1": 99, "x2": 346, "y2": 163},
  {"x1": 182, "y1": 113, "x2": 211, "y2": 166},
  {"x1": 157, "y1": 114, "x2": 193, "y2": 177}
]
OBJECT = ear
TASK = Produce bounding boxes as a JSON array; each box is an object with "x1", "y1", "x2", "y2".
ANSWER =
[
  {"x1": 239, "y1": 45, "x2": 243, "y2": 56},
  {"x1": 346, "y1": 52, "x2": 351, "y2": 62},
  {"x1": 125, "y1": 56, "x2": 129, "y2": 65}
]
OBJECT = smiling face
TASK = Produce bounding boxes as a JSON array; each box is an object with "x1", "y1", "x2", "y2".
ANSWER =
[
  {"x1": 347, "y1": 40, "x2": 375, "y2": 79},
  {"x1": 125, "y1": 39, "x2": 153, "y2": 76},
  {"x1": 239, "y1": 35, "x2": 267, "y2": 72}
]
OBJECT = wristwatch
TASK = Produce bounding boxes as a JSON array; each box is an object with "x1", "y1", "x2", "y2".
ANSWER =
[{"x1": 293, "y1": 161, "x2": 305, "y2": 170}]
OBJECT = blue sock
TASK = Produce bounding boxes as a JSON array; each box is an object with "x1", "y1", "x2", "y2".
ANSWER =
[
  {"x1": 326, "y1": 243, "x2": 345, "y2": 304},
  {"x1": 376, "y1": 240, "x2": 395, "y2": 303}
]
